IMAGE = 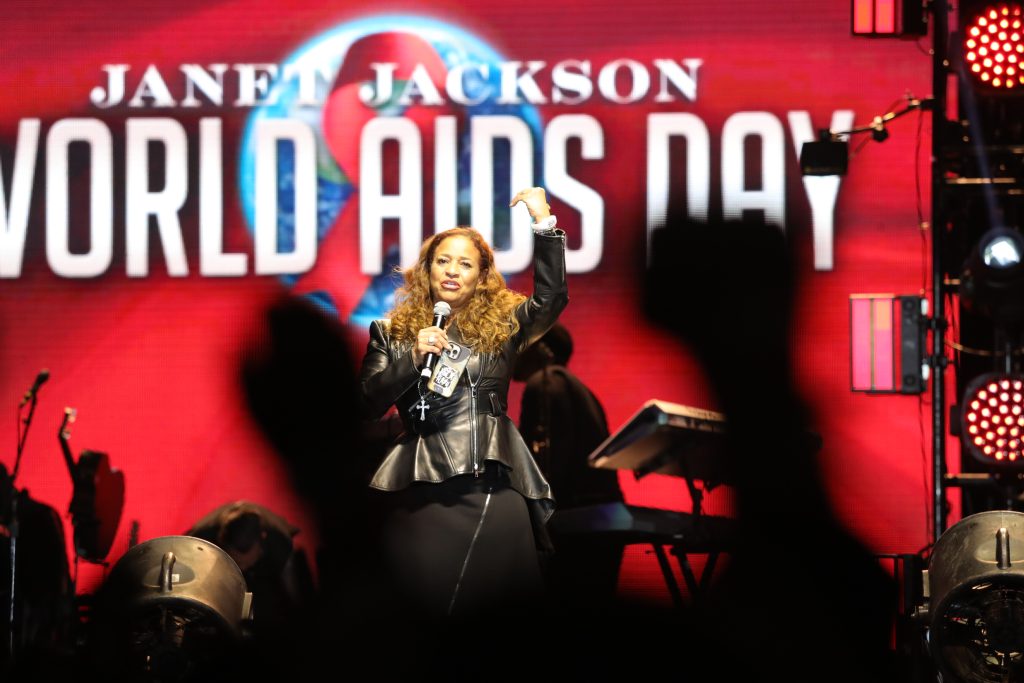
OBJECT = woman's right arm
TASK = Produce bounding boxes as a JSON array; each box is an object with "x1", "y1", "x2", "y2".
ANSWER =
[{"x1": 359, "y1": 320, "x2": 422, "y2": 418}]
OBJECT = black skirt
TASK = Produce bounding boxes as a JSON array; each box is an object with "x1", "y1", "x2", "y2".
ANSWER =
[{"x1": 367, "y1": 464, "x2": 545, "y2": 620}]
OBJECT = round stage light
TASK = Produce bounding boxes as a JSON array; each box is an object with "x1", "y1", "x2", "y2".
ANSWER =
[
  {"x1": 959, "y1": 227, "x2": 1024, "y2": 325},
  {"x1": 964, "y1": 4, "x2": 1024, "y2": 90},
  {"x1": 984, "y1": 233, "x2": 1024, "y2": 268},
  {"x1": 962, "y1": 373, "x2": 1024, "y2": 466}
]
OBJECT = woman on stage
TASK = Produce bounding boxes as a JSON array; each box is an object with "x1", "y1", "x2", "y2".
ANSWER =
[{"x1": 358, "y1": 187, "x2": 566, "y2": 619}]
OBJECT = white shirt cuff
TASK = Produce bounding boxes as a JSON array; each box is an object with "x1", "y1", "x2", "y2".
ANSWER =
[{"x1": 531, "y1": 215, "x2": 557, "y2": 232}]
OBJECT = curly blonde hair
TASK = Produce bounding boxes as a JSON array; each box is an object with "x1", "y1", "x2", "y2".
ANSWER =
[{"x1": 387, "y1": 228, "x2": 526, "y2": 354}]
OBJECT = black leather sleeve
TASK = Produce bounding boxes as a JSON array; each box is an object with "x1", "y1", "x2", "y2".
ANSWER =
[
  {"x1": 515, "y1": 229, "x2": 570, "y2": 350},
  {"x1": 358, "y1": 320, "x2": 420, "y2": 418}
]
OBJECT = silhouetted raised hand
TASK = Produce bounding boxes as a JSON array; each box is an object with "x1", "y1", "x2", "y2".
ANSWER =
[{"x1": 644, "y1": 215, "x2": 900, "y2": 683}]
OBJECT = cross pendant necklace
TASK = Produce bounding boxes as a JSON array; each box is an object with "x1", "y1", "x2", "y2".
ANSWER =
[{"x1": 415, "y1": 396, "x2": 430, "y2": 421}]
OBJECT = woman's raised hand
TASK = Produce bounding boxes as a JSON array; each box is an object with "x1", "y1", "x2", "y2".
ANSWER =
[{"x1": 509, "y1": 187, "x2": 551, "y2": 221}]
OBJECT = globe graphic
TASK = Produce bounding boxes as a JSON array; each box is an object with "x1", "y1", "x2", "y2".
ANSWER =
[{"x1": 238, "y1": 16, "x2": 543, "y2": 328}]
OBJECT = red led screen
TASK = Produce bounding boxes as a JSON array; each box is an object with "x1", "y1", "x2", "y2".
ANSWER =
[{"x1": 0, "y1": 0, "x2": 943, "y2": 601}]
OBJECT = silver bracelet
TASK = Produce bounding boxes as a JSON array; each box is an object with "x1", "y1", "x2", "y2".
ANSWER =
[{"x1": 531, "y1": 215, "x2": 557, "y2": 232}]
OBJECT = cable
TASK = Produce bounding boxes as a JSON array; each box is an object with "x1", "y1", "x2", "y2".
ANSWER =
[
  {"x1": 920, "y1": 391, "x2": 933, "y2": 543},
  {"x1": 916, "y1": 107, "x2": 930, "y2": 294},
  {"x1": 830, "y1": 95, "x2": 931, "y2": 140},
  {"x1": 946, "y1": 339, "x2": 1024, "y2": 356}
]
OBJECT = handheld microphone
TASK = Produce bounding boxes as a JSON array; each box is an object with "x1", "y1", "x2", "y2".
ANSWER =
[
  {"x1": 19, "y1": 368, "x2": 50, "y2": 408},
  {"x1": 420, "y1": 301, "x2": 452, "y2": 378}
]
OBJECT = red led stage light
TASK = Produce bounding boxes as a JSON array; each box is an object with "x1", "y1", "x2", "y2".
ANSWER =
[
  {"x1": 960, "y1": 373, "x2": 1024, "y2": 465},
  {"x1": 963, "y1": 3, "x2": 1024, "y2": 90}
]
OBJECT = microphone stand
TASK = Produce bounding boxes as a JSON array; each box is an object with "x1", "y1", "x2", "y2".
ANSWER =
[
  {"x1": 13, "y1": 390, "x2": 39, "y2": 483},
  {"x1": 7, "y1": 391, "x2": 39, "y2": 662}
]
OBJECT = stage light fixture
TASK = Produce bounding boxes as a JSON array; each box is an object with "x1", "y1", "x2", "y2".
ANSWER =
[
  {"x1": 959, "y1": 227, "x2": 1024, "y2": 325},
  {"x1": 852, "y1": 0, "x2": 929, "y2": 37},
  {"x1": 800, "y1": 130, "x2": 849, "y2": 176},
  {"x1": 850, "y1": 294, "x2": 929, "y2": 394},
  {"x1": 961, "y1": 372, "x2": 1024, "y2": 466},
  {"x1": 923, "y1": 510, "x2": 1024, "y2": 683},
  {"x1": 799, "y1": 97, "x2": 928, "y2": 177},
  {"x1": 88, "y1": 536, "x2": 253, "y2": 680},
  {"x1": 962, "y1": 2, "x2": 1024, "y2": 90}
]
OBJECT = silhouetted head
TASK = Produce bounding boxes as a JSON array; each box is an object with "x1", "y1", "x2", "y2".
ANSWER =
[
  {"x1": 644, "y1": 215, "x2": 796, "y2": 376},
  {"x1": 512, "y1": 322, "x2": 573, "y2": 381},
  {"x1": 217, "y1": 510, "x2": 265, "y2": 572}
]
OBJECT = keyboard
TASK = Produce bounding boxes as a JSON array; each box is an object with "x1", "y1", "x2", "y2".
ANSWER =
[{"x1": 547, "y1": 501, "x2": 739, "y2": 553}]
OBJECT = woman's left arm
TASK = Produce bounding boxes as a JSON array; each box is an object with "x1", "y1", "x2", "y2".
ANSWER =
[{"x1": 510, "y1": 188, "x2": 569, "y2": 348}]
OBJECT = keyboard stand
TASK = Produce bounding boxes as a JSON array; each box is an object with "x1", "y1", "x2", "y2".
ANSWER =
[
  {"x1": 586, "y1": 399, "x2": 734, "y2": 608},
  {"x1": 658, "y1": 544, "x2": 722, "y2": 608}
]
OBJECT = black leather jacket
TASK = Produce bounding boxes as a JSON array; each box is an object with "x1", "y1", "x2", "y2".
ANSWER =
[{"x1": 359, "y1": 230, "x2": 568, "y2": 521}]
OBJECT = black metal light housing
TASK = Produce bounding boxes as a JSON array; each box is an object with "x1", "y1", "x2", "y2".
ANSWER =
[
  {"x1": 87, "y1": 536, "x2": 254, "y2": 681},
  {"x1": 925, "y1": 510, "x2": 1024, "y2": 683},
  {"x1": 799, "y1": 131, "x2": 849, "y2": 176},
  {"x1": 960, "y1": 227, "x2": 1024, "y2": 325}
]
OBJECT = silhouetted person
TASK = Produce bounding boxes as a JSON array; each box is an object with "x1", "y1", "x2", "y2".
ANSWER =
[
  {"x1": 513, "y1": 322, "x2": 625, "y2": 614},
  {"x1": 642, "y1": 214, "x2": 900, "y2": 683},
  {"x1": 185, "y1": 500, "x2": 315, "y2": 640},
  {"x1": 0, "y1": 462, "x2": 76, "y2": 682},
  {"x1": 77, "y1": 295, "x2": 367, "y2": 683},
  {"x1": 514, "y1": 322, "x2": 622, "y2": 508},
  {"x1": 234, "y1": 294, "x2": 384, "y2": 679}
]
